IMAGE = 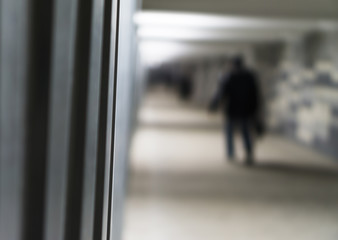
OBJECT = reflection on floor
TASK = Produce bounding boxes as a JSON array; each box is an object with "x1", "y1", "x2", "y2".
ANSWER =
[{"x1": 123, "y1": 91, "x2": 338, "y2": 240}]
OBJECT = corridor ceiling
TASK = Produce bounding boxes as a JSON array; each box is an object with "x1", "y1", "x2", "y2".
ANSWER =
[
  {"x1": 142, "y1": 0, "x2": 338, "y2": 19},
  {"x1": 137, "y1": 0, "x2": 338, "y2": 66},
  {"x1": 135, "y1": 12, "x2": 338, "y2": 42}
]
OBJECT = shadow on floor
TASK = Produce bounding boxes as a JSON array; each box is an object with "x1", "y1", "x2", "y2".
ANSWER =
[{"x1": 255, "y1": 161, "x2": 338, "y2": 179}]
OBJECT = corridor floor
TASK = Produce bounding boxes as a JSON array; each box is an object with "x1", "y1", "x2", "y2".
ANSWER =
[{"x1": 123, "y1": 91, "x2": 338, "y2": 240}]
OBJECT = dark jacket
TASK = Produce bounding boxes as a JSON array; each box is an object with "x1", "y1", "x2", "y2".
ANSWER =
[{"x1": 210, "y1": 67, "x2": 260, "y2": 119}]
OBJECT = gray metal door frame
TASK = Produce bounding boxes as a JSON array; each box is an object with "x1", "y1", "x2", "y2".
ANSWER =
[{"x1": 0, "y1": 0, "x2": 131, "y2": 239}]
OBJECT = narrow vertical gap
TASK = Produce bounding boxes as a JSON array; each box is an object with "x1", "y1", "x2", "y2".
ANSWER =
[
  {"x1": 93, "y1": 0, "x2": 113, "y2": 239},
  {"x1": 106, "y1": 0, "x2": 121, "y2": 239},
  {"x1": 64, "y1": 0, "x2": 94, "y2": 239},
  {"x1": 23, "y1": 0, "x2": 54, "y2": 239}
]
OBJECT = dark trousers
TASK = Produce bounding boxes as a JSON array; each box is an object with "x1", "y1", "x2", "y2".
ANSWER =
[{"x1": 225, "y1": 118, "x2": 253, "y2": 158}]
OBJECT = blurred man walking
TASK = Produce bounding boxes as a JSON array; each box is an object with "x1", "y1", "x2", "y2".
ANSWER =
[{"x1": 210, "y1": 56, "x2": 261, "y2": 166}]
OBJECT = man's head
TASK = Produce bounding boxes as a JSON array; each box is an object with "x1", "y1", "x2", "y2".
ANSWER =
[{"x1": 231, "y1": 55, "x2": 244, "y2": 69}]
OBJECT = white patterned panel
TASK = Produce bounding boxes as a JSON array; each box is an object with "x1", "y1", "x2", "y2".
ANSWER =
[
  {"x1": 332, "y1": 69, "x2": 338, "y2": 84},
  {"x1": 280, "y1": 61, "x2": 292, "y2": 71},
  {"x1": 314, "y1": 87, "x2": 338, "y2": 105},
  {"x1": 312, "y1": 102, "x2": 331, "y2": 141},
  {"x1": 301, "y1": 69, "x2": 315, "y2": 82},
  {"x1": 290, "y1": 74, "x2": 302, "y2": 86},
  {"x1": 297, "y1": 106, "x2": 316, "y2": 144},
  {"x1": 296, "y1": 101, "x2": 332, "y2": 143},
  {"x1": 315, "y1": 60, "x2": 334, "y2": 74}
]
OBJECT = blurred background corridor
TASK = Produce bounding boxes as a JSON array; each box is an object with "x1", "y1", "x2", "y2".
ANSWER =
[{"x1": 122, "y1": 0, "x2": 338, "y2": 239}]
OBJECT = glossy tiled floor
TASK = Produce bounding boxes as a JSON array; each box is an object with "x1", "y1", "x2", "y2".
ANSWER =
[{"x1": 123, "y1": 91, "x2": 338, "y2": 240}]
